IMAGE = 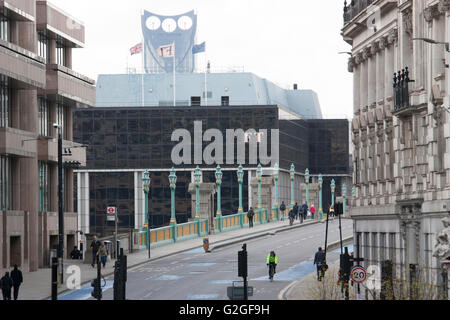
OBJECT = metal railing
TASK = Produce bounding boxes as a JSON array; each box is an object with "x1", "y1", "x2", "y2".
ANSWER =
[{"x1": 343, "y1": 0, "x2": 375, "y2": 25}]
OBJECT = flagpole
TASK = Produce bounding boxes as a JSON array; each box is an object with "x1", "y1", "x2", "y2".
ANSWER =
[
  {"x1": 205, "y1": 56, "x2": 208, "y2": 107},
  {"x1": 173, "y1": 42, "x2": 176, "y2": 107},
  {"x1": 141, "y1": 39, "x2": 145, "y2": 107}
]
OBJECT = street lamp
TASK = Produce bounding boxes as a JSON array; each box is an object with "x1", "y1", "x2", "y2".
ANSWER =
[
  {"x1": 305, "y1": 168, "x2": 310, "y2": 207},
  {"x1": 215, "y1": 165, "x2": 223, "y2": 232},
  {"x1": 331, "y1": 179, "x2": 336, "y2": 209},
  {"x1": 142, "y1": 169, "x2": 151, "y2": 258},
  {"x1": 342, "y1": 183, "x2": 347, "y2": 218},
  {"x1": 194, "y1": 166, "x2": 201, "y2": 220},
  {"x1": 257, "y1": 164, "x2": 262, "y2": 210},
  {"x1": 318, "y1": 174, "x2": 323, "y2": 220},
  {"x1": 273, "y1": 163, "x2": 279, "y2": 220},
  {"x1": 237, "y1": 164, "x2": 244, "y2": 214},
  {"x1": 53, "y1": 123, "x2": 64, "y2": 284},
  {"x1": 290, "y1": 164, "x2": 295, "y2": 206},
  {"x1": 169, "y1": 168, "x2": 177, "y2": 226}
]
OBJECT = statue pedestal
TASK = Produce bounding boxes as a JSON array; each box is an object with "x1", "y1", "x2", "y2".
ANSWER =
[{"x1": 188, "y1": 183, "x2": 216, "y2": 233}]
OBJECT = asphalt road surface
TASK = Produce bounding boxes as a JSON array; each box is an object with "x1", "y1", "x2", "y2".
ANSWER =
[{"x1": 93, "y1": 218, "x2": 353, "y2": 300}]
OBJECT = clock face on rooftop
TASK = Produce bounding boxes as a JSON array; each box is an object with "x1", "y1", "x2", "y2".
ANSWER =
[
  {"x1": 146, "y1": 16, "x2": 161, "y2": 30},
  {"x1": 162, "y1": 18, "x2": 177, "y2": 32},
  {"x1": 178, "y1": 16, "x2": 193, "y2": 30}
]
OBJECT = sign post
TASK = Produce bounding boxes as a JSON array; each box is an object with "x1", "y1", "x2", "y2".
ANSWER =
[
  {"x1": 107, "y1": 207, "x2": 118, "y2": 258},
  {"x1": 351, "y1": 266, "x2": 367, "y2": 284}
]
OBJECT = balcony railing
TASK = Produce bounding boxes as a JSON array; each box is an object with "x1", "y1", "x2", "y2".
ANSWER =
[
  {"x1": 393, "y1": 67, "x2": 413, "y2": 112},
  {"x1": 343, "y1": 0, "x2": 375, "y2": 25}
]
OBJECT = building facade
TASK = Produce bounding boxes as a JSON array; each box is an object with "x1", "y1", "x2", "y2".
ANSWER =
[
  {"x1": 343, "y1": 0, "x2": 450, "y2": 295},
  {"x1": 73, "y1": 106, "x2": 350, "y2": 237},
  {"x1": 0, "y1": 0, "x2": 95, "y2": 272}
]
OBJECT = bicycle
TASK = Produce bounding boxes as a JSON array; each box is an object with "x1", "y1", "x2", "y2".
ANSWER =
[{"x1": 268, "y1": 263, "x2": 276, "y2": 282}]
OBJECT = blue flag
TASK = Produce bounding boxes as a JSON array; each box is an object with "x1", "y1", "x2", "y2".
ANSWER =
[{"x1": 192, "y1": 42, "x2": 206, "y2": 54}]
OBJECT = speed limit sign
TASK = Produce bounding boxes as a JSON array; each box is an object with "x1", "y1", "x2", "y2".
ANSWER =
[{"x1": 351, "y1": 266, "x2": 367, "y2": 283}]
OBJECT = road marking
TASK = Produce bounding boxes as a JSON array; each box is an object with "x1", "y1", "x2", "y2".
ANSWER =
[
  {"x1": 186, "y1": 294, "x2": 220, "y2": 300},
  {"x1": 188, "y1": 263, "x2": 216, "y2": 267},
  {"x1": 153, "y1": 275, "x2": 184, "y2": 281}
]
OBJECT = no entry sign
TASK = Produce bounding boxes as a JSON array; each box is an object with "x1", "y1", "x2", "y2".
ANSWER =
[
  {"x1": 106, "y1": 207, "x2": 117, "y2": 221},
  {"x1": 351, "y1": 266, "x2": 367, "y2": 283}
]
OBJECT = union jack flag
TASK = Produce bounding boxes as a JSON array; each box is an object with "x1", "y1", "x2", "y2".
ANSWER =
[{"x1": 130, "y1": 43, "x2": 143, "y2": 55}]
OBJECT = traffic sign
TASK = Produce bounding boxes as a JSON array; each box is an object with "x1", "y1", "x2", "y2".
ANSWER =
[
  {"x1": 351, "y1": 266, "x2": 367, "y2": 283},
  {"x1": 107, "y1": 207, "x2": 117, "y2": 221},
  {"x1": 107, "y1": 207, "x2": 116, "y2": 214}
]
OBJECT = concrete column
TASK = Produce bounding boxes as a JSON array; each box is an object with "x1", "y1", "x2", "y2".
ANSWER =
[
  {"x1": 385, "y1": 44, "x2": 395, "y2": 102},
  {"x1": 9, "y1": 20, "x2": 19, "y2": 45},
  {"x1": 17, "y1": 21, "x2": 36, "y2": 54},
  {"x1": 66, "y1": 169, "x2": 74, "y2": 212},
  {"x1": 66, "y1": 106, "x2": 73, "y2": 142},
  {"x1": 368, "y1": 53, "x2": 377, "y2": 107},
  {"x1": 49, "y1": 39, "x2": 57, "y2": 65},
  {"x1": 432, "y1": 16, "x2": 445, "y2": 80},
  {"x1": 376, "y1": 46, "x2": 385, "y2": 104},
  {"x1": 360, "y1": 60, "x2": 368, "y2": 108},
  {"x1": 354, "y1": 64, "x2": 361, "y2": 113},
  {"x1": 65, "y1": 47, "x2": 72, "y2": 69},
  {"x1": 50, "y1": 164, "x2": 58, "y2": 212}
]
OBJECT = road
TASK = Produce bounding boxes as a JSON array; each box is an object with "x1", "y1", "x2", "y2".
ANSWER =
[{"x1": 94, "y1": 218, "x2": 353, "y2": 300}]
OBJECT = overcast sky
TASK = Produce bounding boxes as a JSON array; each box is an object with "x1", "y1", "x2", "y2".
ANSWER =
[{"x1": 50, "y1": 0, "x2": 353, "y2": 119}]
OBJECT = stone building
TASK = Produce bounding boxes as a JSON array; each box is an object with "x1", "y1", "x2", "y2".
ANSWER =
[
  {"x1": 343, "y1": 0, "x2": 450, "y2": 295},
  {"x1": 0, "y1": 0, "x2": 95, "y2": 272}
]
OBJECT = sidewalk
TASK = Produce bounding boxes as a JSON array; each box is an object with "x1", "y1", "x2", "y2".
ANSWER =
[{"x1": 18, "y1": 217, "x2": 323, "y2": 300}]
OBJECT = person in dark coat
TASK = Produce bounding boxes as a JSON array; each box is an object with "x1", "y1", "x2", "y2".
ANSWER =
[
  {"x1": 247, "y1": 207, "x2": 255, "y2": 228},
  {"x1": 293, "y1": 203, "x2": 299, "y2": 220},
  {"x1": 90, "y1": 235, "x2": 101, "y2": 267},
  {"x1": 313, "y1": 247, "x2": 327, "y2": 281},
  {"x1": 1, "y1": 272, "x2": 13, "y2": 300},
  {"x1": 279, "y1": 201, "x2": 286, "y2": 221},
  {"x1": 11, "y1": 264, "x2": 23, "y2": 300},
  {"x1": 10, "y1": 265, "x2": 23, "y2": 300},
  {"x1": 70, "y1": 246, "x2": 81, "y2": 260},
  {"x1": 301, "y1": 202, "x2": 308, "y2": 220}
]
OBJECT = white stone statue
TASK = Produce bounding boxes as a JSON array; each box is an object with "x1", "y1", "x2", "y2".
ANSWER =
[{"x1": 433, "y1": 217, "x2": 450, "y2": 262}]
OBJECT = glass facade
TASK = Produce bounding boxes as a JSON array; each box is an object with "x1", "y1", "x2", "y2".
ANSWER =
[
  {"x1": 0, "y1": 155, "x2": 12, "y2": 210},
  {"x1": 0, "y1": 10, "x2": 9, "y2": 42},
  {"x1": 0, "y1": 75, "x2": 10, "y2": 128},
  {"x1": 38, "y1": 97, "x2": 49, "y2": 136}
]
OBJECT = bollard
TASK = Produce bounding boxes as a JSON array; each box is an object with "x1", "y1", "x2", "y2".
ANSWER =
[{"x1": 51, "y1": 257, "x2": 58, "y2": 300}]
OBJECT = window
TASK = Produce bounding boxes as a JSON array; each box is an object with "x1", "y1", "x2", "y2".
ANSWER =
[
  {"x1": 221, "y1": 96, "x2": 230, "y2": 106},
  {"x1": 39, "y1": 162, "x2": 49, "y2": 212},
  {"x1": 0, "y1": 155, "x2": 12, "y2": 210},
  {"x1": 0, "y1": 11, "x2": 9, "y2": 42},
  {"x1": 0, "y1": 75, "x2": 10, "y2": 127},
  {"x1": 38, "y1": 32, "x2": 48, "y2": 63},
  {"x1": 191, "y1": 96, "x2": 201, "y2": 106},
  {"x1": 38, "y1": 97, "x2": 49, "y2": 136},
  {"x1": 56, "y1": 38, "x2": 66, "y2": 67},
  {"x1": 56, "y1": 103, "x2": 65, "y2": 139}
]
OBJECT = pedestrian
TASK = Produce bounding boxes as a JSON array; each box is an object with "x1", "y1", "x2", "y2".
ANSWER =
[
  {"x1": 301, "y1": 202, "x2": 308, "y2": 221},
  {"x1": 10, "y1": 265, "x2": 23, "y2": 300},
  {"x1": 293, "y1": 202, "x2": 299, "y2": 221},
  {"x1": 329, "y1": 205, "x2": 335, "y2": 220},
  {"x1": 90, "y1": 235, "x2": 101, "y2": 267},
  {"x1": 247, "y1": 207, "x2": 255, "y2": 228},
  {"x1": 70, "y1": 246, "x2": 81, "y2": 260},
  {"x1": 279, "y1": 201, "x2": 286, "y2": 221},
  {"x1": 310, "y1": 204, "x2": 316, "y2": 220},
  {"x1": 1, "y1": 272, "x2": 13, "y2": 300},
  {"x1": 288, "y1": 209, "x2": 295, "y2": 226},
  {"x1": 97, "y1": 241, "x2": 108, "y2": 268},
  {"x1": 314, "y1": 247, "x2": 326, "y2": 281}
]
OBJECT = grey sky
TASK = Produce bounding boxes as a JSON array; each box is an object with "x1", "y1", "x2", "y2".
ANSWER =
[{"x1": 51, "y1": 0, "x2": 352, "y2": 119}]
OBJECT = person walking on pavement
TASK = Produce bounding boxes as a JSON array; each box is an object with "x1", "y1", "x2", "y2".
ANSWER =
[
  {"x1": 90, "y1": 235, "x2": 101, "y2": 267},
  {"x1": 97, "y1": 241, "x2": 108, "y2": 268},
  {"x1": 288, "y1": 208, "x2": 295, "y2": 226},
  {"x1": 293, "y1": 202, "x2": 299, "y2": 221},
  {"x1": 247, "y1": 207, "x2": 255, "y2": 228},
  {"x1": 310, "y1": 204, "x2": 316, "y2": 220},
  {"x1": 301, "y1": 202, "x2": 308, "y2": 221},
  {"x1": 279, "y1": 201, "x2": 286, "y2": 221},
  {"x1": 1, "y1": 272, "x2": 13, "y2": 300},
  {"x1": 329, "y1": 205, "x2": 335, "y2": 221},
  {"x1": 10, "y1": 265, "x2": 23, "y2": 300},
  {"x1": 314, "y1": 247, "x2": 327, "y2": 281}
]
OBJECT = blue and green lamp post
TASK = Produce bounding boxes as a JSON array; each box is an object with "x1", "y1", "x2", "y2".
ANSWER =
[
  {"x1": 331, "y1": 178, "x2": 336, "y2": 209},
  {"x1": 237, "y1": 165, "x2": 244, "y2": 214},
  {"x1": 318, "y1": 174, "x2": 323, "y2": 220},
  {"x1": 194, "y1": 166, "x2": 202, "y2": 235},
  {"x1": 215, "y1": 165, "x2": 223, "y2": 232},
  {"x1": 290, "y1": 164, "x2": 295, "y2": 206},
  {"x1": 257, "y1": 164, "x2": 263, "y2": 223},
  {"x1": 342, "y1": 183, "x2": 347, "y2": 218},
  {"x1": 273, "y1": 163, "x2": 279, "y2": 221},
  {"x1": 305, "y1": 168, "x2": 310, "y2": 208},
  {"x1": 142, "y1": 170, "x2": 151, "y2": 258},
  {"x1": 169, "y1": 167, "x2": 177, "y2": 241}
]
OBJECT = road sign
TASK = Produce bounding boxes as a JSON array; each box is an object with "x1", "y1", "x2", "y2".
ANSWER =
[
  {"x1": 351, "y1": 266, "x2": 367, "y2": 283},
  {"x1": 107, "y1": 207, "x2": 117, "y2": 221},
  {"x1": 226, "y1": 286, "x2": 253, "y2": 300}
]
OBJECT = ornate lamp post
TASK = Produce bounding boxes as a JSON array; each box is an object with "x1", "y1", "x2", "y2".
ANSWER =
[
  {"x1": 194, "y1": 166, "x2": 202, "y2": 220},
  {"x1": 342, "y1": 183, "x2": 347, "y2": 218},
  {"x1": 169, "y1": 168, "x2": 177, "y2": 226},
  {"x1": 318, "y1": 174, "x2": 323, "y2": 220},
  {"x1": 237, "y1": 164, "x2": 244, "y2": 214},
  {"x1": 215, "y1": 165, "x2": 223, "y2": 232},
  {"x1": 305, "y1": 168, "x2": 310, "y2": 207},
  {"x1": 257, "y1": 164, "x2": 263, "y2": 210},
  {"x1": 331, "y1": 179, "x2": 336, "y2": 209},
  {"x1": 142, "y1": 170, "x2": 151, "y2": 258},
  {"x1": 290, "y1": 164, "x2": 295, "y2": 206},
  {"x1": 352, "y1": 185, "x2": 355, "y2": 207},
  {"x1": 273, "y1": 163, "x2": 279, "y2": 220}
]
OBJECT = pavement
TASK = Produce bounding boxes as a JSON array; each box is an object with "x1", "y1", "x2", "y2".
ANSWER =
[{"x1": 15, "y1": 216, "x2": 352, "y2": 300}]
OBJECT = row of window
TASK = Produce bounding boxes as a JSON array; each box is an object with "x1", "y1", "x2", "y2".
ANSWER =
[
  {"x1": 0, "y1": 155, "x2": 12, "y2": 210},
  {"x1": 190, "y1": 96, "x2": 229, "y2": 107},
  {"x1": 0, "y1": 11, "x2": 9, "y2": 42},
  {"x1": 0, "y1": 75, "x2": 10, "y2": 127},
  {"x1": 38, "y1": 32, "x2": 67, "y2": 67}
]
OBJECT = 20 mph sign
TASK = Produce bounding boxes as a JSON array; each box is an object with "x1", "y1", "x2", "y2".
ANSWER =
[{"x1": 351, "y1": 266, "x2": 367, "y2": 283}]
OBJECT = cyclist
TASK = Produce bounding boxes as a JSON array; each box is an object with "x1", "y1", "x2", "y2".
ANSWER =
[
  {"x1": 313, "y1": 247, "x2": 326, "y2": 281},
  {"x1": 266, "y1": 251, "x2": 278, "y2": 281}
]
